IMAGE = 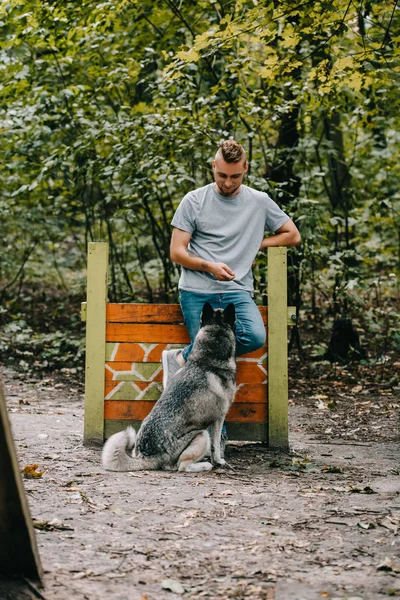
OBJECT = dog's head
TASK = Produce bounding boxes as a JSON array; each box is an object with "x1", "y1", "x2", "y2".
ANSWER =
[
  {"x1": 200, "y1": 302, "x2": 236, "y2": 331},
  {"x1": 190, "y1": 303, "x2": 236, "y2": 362}
]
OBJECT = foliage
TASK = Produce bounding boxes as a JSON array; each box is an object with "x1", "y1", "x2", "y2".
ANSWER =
[{"x1": 0, "y1": 0, "x2": 399, "y2": 374}]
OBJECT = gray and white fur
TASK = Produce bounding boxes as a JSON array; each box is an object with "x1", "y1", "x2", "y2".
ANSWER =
[{"x1": 102, "y1": 302, "x2": 236, "y2": 473}]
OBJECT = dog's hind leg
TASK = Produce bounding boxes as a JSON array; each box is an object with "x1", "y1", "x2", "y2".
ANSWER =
[
  {"x1": 178, "y1": 431, "x2": 212, "y2": 473},
  {"x1": 210, "y1": 418, "x2": 226, "y2": 466}
]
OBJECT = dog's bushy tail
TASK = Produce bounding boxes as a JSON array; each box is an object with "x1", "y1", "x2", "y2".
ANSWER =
[{"x1": 102, "y1": 427, "x2": 152, "y2": 472}]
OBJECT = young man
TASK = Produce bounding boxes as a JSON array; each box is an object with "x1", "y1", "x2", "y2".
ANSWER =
[{"x1": 162, "y1": 140, "x2": 300, "y2": 443}]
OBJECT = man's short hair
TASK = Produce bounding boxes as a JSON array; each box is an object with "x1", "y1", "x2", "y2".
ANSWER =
[{"x1": 217, "y1": 140, "x2": 246, "y2": 164}]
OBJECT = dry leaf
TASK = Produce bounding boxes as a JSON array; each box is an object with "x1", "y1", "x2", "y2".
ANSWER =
[
  {"x1": 351, "y1": 385, "x2": 363, "y2": 394},
  {"x1": 377, "y1": 558, "x2": 400, "y2": 573},
  {"x1": 22, "y1": 464, "x2": 44, "y2": 479},
  {"x1": 32, "y1": 518, "x2": 73, "y2": 531},
  {"x1": 378, "y1": 516, "x2": 399, "y2": 534},
  {"x1": 161, "y1": 579, "x2": 185, "y2": 594}
]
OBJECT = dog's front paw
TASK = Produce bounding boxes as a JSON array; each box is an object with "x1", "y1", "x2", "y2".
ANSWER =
[{"x1": 214, "y1": 458, "x2": 226, "y2": 467}]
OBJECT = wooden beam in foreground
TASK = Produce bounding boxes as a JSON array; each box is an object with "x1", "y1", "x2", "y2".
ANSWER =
[{"x1": 0, "y1": 375, "x2": 43, "y2": 581}]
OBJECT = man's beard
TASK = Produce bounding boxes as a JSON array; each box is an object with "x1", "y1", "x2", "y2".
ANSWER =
[{"x1": 215, "y1": 182, "x2": 241, "y2": 197}]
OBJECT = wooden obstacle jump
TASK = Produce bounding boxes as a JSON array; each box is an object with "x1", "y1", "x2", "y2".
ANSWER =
[{"x1": 82, "y1": 243, "x2": 294, "y2": 449}]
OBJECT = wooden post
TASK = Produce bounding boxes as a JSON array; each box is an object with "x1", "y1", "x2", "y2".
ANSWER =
[
  {"x1": 0, "y1": 376, "x2": 43, "y2": 580},
  {"x1": 84, "y1": 242, "x2": 108, "y2": 446},
  {"x1": 267, "y1": 247, "x2": 289, "y2": 449}
]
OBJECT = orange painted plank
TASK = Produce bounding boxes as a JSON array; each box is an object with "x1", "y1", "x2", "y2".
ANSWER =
[
  {"x1": 104, "y1": 401, "x2": 267, "y2": 423},
  {"x1": 108, "y1": 343, "x2": 169, "y2": 362},
  {"x1": 239, "y1": 345, "x2": 267, "y2": 359},
  {"x1": 106, "y1": 324, "x2": 191, "y2": 343},
  {"x1": 227, "y1": 402, "x2": 267, "y2": 422},
  {"x1": 107, "y1": 304, "x2": 184, "y2": 324},
  {"x1": 107, "y1": 343, "x2": 267, "y2": 362},
  {"x1": 106, "y1": 303, "x2": 268, "y2": 325},
  {"x1": 236, "y1": 384, "x2": 267, "y2": 403},
  {"x1": 104, "y1": 381, "x2": 267, "y2": 403},
  {"x1": 106, "y1": 325, "x2": 267, "y2": 347},
  {"x1": 237, "y1": 362, "x2": 267, "y2": 383},
  {"x1": 105, "y1": 362, "x2": 266, "y2": 384}
]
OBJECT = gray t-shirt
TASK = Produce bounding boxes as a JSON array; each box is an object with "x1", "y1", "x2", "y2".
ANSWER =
[{"x1": 171, "y1": 183, "x2": 289, "y2": 293}]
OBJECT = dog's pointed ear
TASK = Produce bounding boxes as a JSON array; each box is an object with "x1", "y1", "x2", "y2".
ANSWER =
[
  {"x1": 223, "y1": 303, "x2": 236, "y2": 328},
  {"x1": 200, "y1": 302, "x2": 214, "y2": 327}
]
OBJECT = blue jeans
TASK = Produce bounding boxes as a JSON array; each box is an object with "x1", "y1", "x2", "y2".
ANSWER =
[{"x1": 179, "y1": 290, "x2": 266, "y2": 362}]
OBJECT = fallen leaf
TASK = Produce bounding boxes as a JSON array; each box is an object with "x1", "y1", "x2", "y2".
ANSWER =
[
  {"x1": 322, "y1": 465, "x2": 343, "y2": 473},
  {"x1": 351, "y1": 385, "x2": 363, "y2": 394},
  {"x1": 378, "y1": 516, "x2": 399, "y2": 534},
  {"x1": 357, "y1": 521, "x2": 376, "y2": 530},
  {"x1": 32, "y1": 518, "x2": 74, "y2": 531},
  {"x1": 315, "y1": 400, "x2": 328, "y2": 410},
  {"x1": 349, "y1": 485, "x2": 376, "y2": 494},
  {"x1": 72, "y1": 570, "x2": 93, "y2": 580},
  {"x1": 161, "y1": 579, "x2": 185, "y2": 594},
  {"x1": 22, "y1": 464, "x2": 44, "y2": 479},
  {"x1": 377, "y1": 558, "x2": 400, "y2": 573}
]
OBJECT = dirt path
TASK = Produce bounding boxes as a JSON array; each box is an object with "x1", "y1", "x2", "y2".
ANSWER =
[{"x1": 1, "y1": 365, "x2": 399, "y2": 600}]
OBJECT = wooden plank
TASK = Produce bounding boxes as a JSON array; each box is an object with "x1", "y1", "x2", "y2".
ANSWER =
[
  {"x1": 104, "y1": 401, "x2": 267, "y2": 423},
  {"x1": 84, "y1": 242, "x2": 108, "y2": 446},
  {"x1": 106, "y1": 323, "x2": 191, "y2": 343},
  {"x1": 107, "y1": 303, "x2": 184, "y2": 323},
  {"x1": 104, "y1": 361, "x2": 266, "y2": 384},
  {"x1": 237, "y1": 362, "x2": 267, "y2": 383},
  {"x1": 106, "y1": 342, "x2": 267, "y2": 362},
  {"x1": 104, "y1": 380, "x2": 267, "y2": 403},
  {"x1": 105, "y1": 419, "x2": 144, "y2": 439},
  {"x1": 104, "y1": 419, "x2": 268, "y2": 442},
  {"x1": 226, "y1": 422, "x2": 267, "y2": 442},
  {"x1": 105, "y1": 362, "x2": 163, "y2": 382},
  {"x1": 105, "y1": 381, "x2": 163, "y2": 394},
  {"x1": 268, "y1": 247, "x2": 288, "y2": 448},
  {"x1": 0, "y1": 376, "x2": 43, "y2": 580},
  {"x1": 105, "y1": 304, "x2": 296, "y2": 326},
  {"x1": 235, "y1": 383, "x2": 267, "y2": 403},
  {"x1": 228, "y1": 403, "x2": 267, "y2": 422},
  {"x1": 107, "y1": 303, "x2": 268, "y2": 324}
]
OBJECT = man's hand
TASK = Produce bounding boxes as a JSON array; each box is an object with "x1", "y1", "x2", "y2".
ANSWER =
[
  {"x1": 209, "y1": 262, "x2": 236, "y2": 281},
  {"x1": 170, "y1": 228, "x2": 235, "y2": 280}
]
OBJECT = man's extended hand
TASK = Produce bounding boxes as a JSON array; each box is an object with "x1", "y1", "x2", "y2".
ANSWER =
[{"x1": 209, "y1": 262, "x2": 236, "y2": 281}]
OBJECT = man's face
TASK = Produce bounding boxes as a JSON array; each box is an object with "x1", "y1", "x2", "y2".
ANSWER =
[{"x1": 212, "y1": 157, "x2": 248, "y2": 197}]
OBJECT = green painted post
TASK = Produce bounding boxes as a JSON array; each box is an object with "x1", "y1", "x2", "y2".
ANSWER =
[
  {"x1": 268, "y1": 247, "x2": 289, "y2": 449},
  {"x1": 84, "y1": 242, "x2": 109, "y2": 446}
]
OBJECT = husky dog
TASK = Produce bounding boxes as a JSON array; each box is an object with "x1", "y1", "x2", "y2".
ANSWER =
[{"x1": 102, "y1": 302, "x2": 236, "y2": 473}]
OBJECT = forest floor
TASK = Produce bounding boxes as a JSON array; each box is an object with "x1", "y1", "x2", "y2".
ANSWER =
[{"x1": 1, "y1": 358, "x2": 399, "y2": 600}]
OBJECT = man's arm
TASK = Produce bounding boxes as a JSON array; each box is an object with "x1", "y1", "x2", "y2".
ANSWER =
[
  {"x1": 170, "y1": 228, "x2": 235, "y2": 281},
  {"x1": 259, "y1": 219, "x2": 301, "y2": 249}
]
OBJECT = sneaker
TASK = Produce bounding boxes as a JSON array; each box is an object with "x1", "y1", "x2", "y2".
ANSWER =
[{"x1": 161, "y1": 349, "x2": 183, "y2": 389}]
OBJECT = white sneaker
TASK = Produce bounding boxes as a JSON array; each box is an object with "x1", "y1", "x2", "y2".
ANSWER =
[{"x1": 161, "y1": 349, "x2": 183, "y2": 389}]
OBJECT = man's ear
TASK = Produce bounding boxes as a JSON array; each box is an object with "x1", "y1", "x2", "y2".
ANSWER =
[
  {"x1": 201, "y1": 302, "x2": 214, "y2": 327},
  {"x1": 223, "y1": 303, "x2": 236, "y2": 328}
]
